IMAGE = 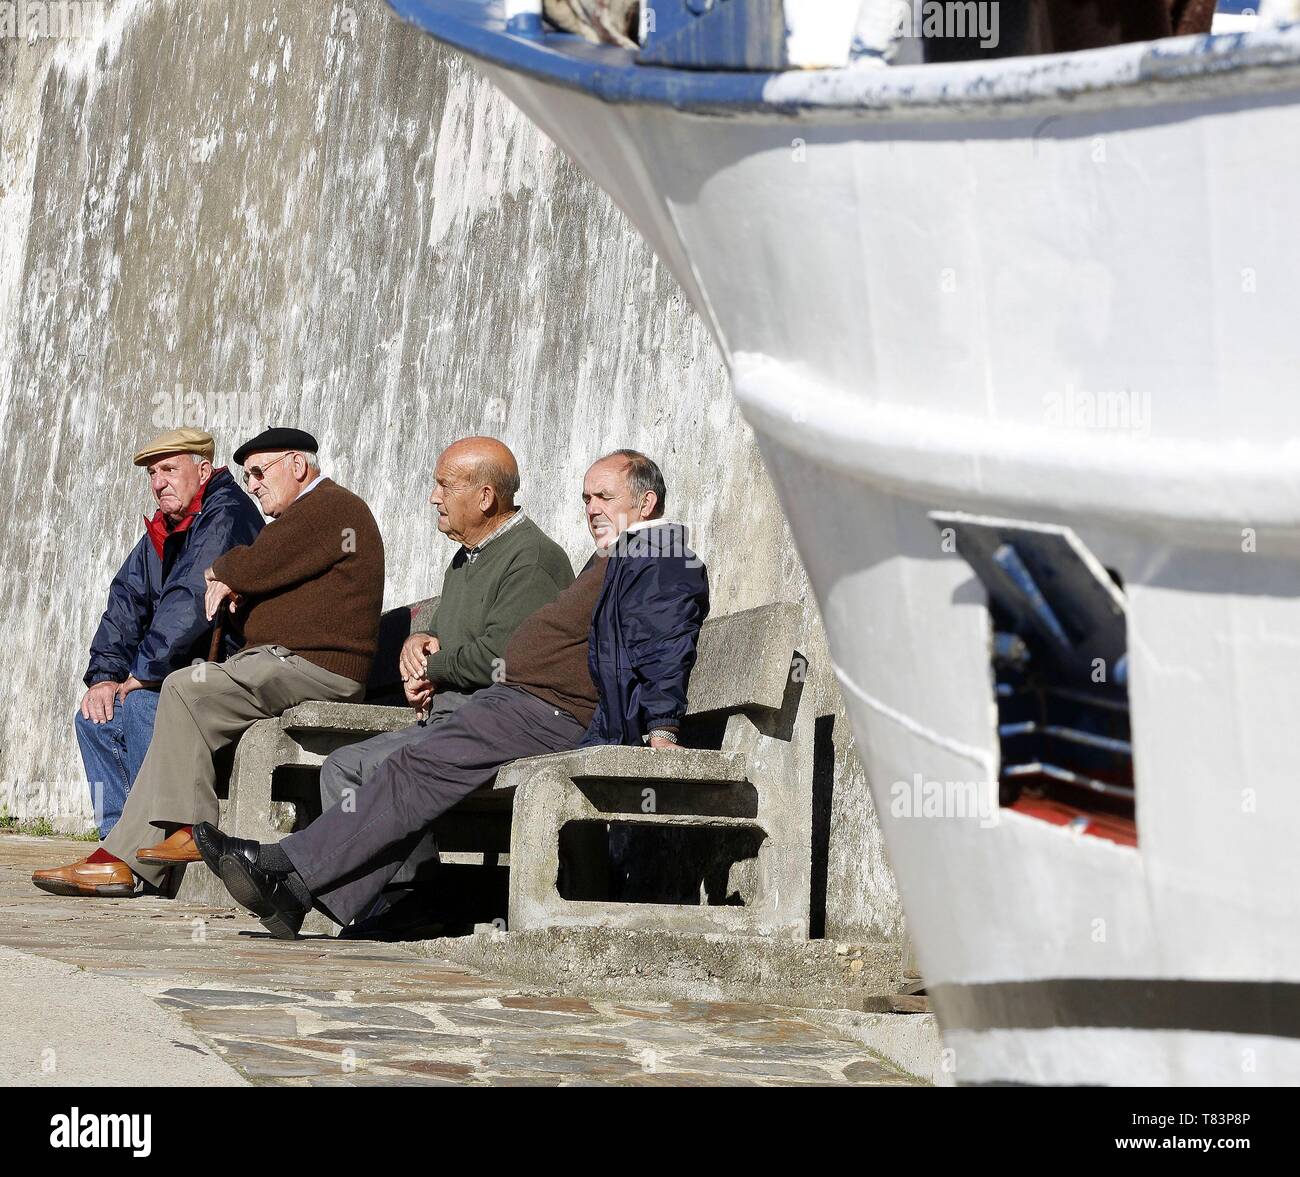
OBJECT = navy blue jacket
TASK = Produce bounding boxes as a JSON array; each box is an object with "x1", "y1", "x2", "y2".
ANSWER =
[
  {"x1": 580, "y1": 522, "x2": 710, "y2": 747},
  {"x1": 84, "y1": 467, "x2": 265, "y2": 686}
]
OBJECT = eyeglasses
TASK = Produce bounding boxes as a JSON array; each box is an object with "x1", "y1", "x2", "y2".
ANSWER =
[{"x1": 242, "y1": 452, "x2": 294, "y2": 486}]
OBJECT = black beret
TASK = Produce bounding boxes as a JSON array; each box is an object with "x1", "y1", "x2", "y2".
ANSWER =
[{"x1": 233, "y1": 428, "x2": 320, "y2": 466}]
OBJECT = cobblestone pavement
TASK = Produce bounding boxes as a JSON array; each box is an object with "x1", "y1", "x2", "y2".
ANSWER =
[{"x1": 0, "y1": 836, "x2": 922, "y2": 1087}]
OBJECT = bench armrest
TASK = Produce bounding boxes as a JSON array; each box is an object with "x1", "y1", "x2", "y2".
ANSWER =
[{"x1": 493, "y1": 746, "x2": 748, "y2": 792}]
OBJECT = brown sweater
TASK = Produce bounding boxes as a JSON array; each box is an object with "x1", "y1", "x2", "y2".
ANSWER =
[
  {"x1": 211, "y1": 479, "x2": 384, "y2": 683},
  {"x1": 504, "y1": 555, "x2": 605, "y2": 727}
]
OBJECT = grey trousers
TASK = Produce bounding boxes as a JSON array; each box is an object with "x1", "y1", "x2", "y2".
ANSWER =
[
  {"x1": 316, "y1": 689, "x2": 471, "y2": 885},
  {"x1": 105, "y1": 645, "x2": 363, "y2": 887},
  {"x1": 282, "y1": 684, "x2": 586, "y2": 927}
]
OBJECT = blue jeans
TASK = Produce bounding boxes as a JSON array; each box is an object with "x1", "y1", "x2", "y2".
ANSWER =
[{"x1": 75, "y1": 688, "x2": 160, "y2": 838}]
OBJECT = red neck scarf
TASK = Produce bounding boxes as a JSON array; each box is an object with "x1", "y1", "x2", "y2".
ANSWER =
[{"x1": 143, "y1": 468, "x2": 224, "y2": 559}]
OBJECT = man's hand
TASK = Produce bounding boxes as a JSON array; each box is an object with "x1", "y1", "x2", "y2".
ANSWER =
[
  {"x1": 648, "y1": 734, "x2": 679, "y2": 750},
  {"x1": 402, "y1": 674, "x2": 433, "y2": 715},
  {"x1": 399, "y1": 632, "x2": 440, "y2": 683},
  {"x1": 203, "y1": 567, "x2": 242, "y2": 620},
  {"x1": 80, "y1": 681, "x2": 120, "y2": 724}
]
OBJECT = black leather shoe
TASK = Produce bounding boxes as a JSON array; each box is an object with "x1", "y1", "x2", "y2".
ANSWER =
[
  {"x1": 192, "y1": 822, "x2": 259, "y2": 878},
  {"x1": 217, "y1": 852, "x2": 307, "y2": 940}
]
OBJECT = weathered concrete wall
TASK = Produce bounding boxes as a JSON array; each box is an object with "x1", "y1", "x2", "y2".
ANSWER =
[{"x1": 0, "y1": 0, "x2": 902, "y2": 946}]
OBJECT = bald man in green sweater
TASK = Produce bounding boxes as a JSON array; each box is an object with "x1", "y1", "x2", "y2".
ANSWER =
[{"x1": 314, "y1": 438, "x2": 572, "y2": 895}]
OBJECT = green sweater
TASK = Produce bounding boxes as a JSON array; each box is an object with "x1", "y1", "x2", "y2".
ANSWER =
[{"x1": 423, "y1": 514, "x2": 574, "y2": 692}]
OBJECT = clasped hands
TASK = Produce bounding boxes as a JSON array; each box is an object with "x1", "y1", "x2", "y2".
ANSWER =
[{"x1": 399, "y1": 632, "x2": 441, "y2": 715}]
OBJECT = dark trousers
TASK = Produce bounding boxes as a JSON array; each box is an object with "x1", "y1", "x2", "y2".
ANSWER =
[
  {"x1": 316, "y1": 689, "x2": 473, "y2": 886},
  {"x1": 281, "y1": 684, "x2": 586, "y2": 927}
]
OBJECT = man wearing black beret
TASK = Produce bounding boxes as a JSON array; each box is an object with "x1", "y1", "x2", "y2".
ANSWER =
[{"x1": 33, "y1": 428, "x2": 385, "y2": 898}]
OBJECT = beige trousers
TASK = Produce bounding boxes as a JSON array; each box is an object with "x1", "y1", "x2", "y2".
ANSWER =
[{"x1": 104, "y1": 645, "x2": 363, "y2": 887}]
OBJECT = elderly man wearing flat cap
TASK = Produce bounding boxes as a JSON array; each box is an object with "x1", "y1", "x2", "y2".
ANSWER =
[
  {"x1": 33, "y1": 427, "x2": 384, "y2": 899},
  {"x1": 68, "y1": 428, "x2": 262, "y2": 845}
]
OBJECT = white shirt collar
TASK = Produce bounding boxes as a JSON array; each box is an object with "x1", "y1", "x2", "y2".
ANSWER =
[
  {"x1": 625, "y1": 518, "x2": 681, "y2": 535},
  {"x1": 298, "y1": 473, "x2": 327, "y2": 499}
]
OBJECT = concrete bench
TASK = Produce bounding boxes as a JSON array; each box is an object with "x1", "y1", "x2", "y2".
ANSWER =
[
  {"x1": 492, "y1": 601, "x2": 812, "y2": 940},
  {"x1": 179, "y1": 599, "x2": 813, "y2": 944},
  {"x1": 175, "y1": 597, "x2": 438, "y2": 907}
]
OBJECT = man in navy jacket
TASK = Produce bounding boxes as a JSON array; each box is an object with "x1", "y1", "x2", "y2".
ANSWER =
[
  {"x1": 579, "y1": 452, "x2": 709, "y2": 748},
  {"x1": 77, "y1": 428, "x2": 263, "y2": 837}
]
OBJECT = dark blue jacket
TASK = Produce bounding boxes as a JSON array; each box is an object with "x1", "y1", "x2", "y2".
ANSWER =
[
  {"x1": 84, "y1": 467, "x2": 265, "y2": 686},
  {"x1": 580, "y1": 522, "x2": 710, "y2": 747}
]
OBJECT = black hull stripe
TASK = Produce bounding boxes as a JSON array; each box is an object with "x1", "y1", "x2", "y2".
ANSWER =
[{"x1": 930, "y1": 979, "x2": 1300, "y2": 1038}]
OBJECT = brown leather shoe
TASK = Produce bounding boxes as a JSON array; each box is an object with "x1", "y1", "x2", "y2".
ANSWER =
[
  {"x1": 136, "y1": 826, "x2": 200, "y2": 865},
  {"x1": 32, "y1": 858, "x2": 137, "y2": 897}
]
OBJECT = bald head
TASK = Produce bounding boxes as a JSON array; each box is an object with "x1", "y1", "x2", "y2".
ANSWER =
[
  {"x1": 441, "y1": 437, "x2": 520, "y2": 504},
  {"x1": 429, "y1": 437, "x2": 521, "y2": 547}
]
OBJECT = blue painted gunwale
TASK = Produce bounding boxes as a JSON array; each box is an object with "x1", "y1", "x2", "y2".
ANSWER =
[{"x1": 385, "y1": 0, "x2": 1300, "y2": 116}]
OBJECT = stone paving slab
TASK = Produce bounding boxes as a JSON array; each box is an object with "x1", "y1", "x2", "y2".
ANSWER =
[{"x1": 0, "y1": 836, "x2": 923, "y2": 1087}]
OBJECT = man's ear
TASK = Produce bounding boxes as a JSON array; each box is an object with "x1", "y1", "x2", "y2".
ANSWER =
[
  {"x1": 198, "y1": 460, "x2": 213, "y2": 485},
  {"x1": 643, "y1": 490, "x2": 659, "y2": 519}
]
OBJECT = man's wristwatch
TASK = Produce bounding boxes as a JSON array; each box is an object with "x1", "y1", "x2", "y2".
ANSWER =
[{"x1": 646, "y1": 728, "x2": 679, "y2": 745}]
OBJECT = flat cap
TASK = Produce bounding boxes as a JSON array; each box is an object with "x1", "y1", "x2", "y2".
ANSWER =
[
  {"x1": 133, "y1": 427, "x2": 215, "y2": 467},
  {"x1": 233, "y1": 427, "x2": 319, "y2": 466}
]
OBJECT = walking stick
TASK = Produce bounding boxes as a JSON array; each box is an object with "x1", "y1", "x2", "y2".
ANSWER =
[{"x1": 208, "y1": 606, "x2": 225, "y2": 664}]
